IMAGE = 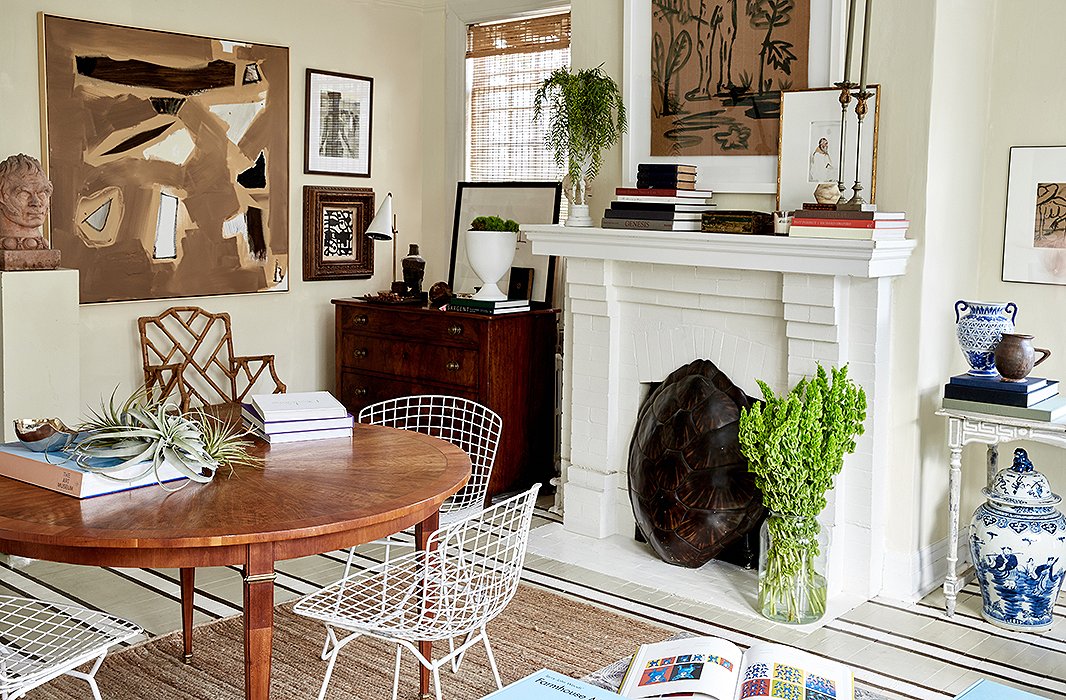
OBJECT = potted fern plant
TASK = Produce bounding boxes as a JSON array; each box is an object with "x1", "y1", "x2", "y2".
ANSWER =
[
  {"x1": 466, "y1": 216, "x2": 520, "y2": 301},
  {"x1": 738, "y1": 364, "x2": 867, "y2": 624},
  {"x1": 534, "y1": 65, "x2": 627, "y2": 227}
]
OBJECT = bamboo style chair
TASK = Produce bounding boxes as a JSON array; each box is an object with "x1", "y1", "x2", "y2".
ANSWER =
[
  {"x1": 0, "y1": 596, "x2": 141, "y2": 700},
  {"x1": 294, "y1": 484, "x2": 540, "y2": 700},
  {"x1": 137, "y1": 306, "x2": 286, "y2": 411}
]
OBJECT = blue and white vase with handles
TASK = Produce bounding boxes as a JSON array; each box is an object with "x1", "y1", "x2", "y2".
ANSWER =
[
  {"x1": 969, "y1": 448, "x2": 1066, "y2": 632},
  {"x1": 955, "y1": 300, "x2": 1017, "y2": 377}
]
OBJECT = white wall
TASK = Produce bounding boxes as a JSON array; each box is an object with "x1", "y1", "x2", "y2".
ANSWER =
[{"x1": 0, "y1": 0, "x2": 430, "y2": 415}]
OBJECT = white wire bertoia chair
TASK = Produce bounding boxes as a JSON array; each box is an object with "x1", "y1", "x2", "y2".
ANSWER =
[
  {"x1": 295, "y1": 484, "x2": 540, "y2": 700},
  {"x1": 0, "y1": 596, "x2": 141, "y2": 700},
  {"x1": 342, "y1": 395, "x2": 503, "y2": 577}
]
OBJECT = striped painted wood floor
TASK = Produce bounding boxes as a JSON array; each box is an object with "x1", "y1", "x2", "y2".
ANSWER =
[{"x1": 1, "y1": 511, "x2": 1062, "y2": 700}]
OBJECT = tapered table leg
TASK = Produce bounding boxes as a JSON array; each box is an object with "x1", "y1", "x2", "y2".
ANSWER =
[
  {"x1": 180, "y1": 567, "x2": 195, "y2": 663},
  {"x1": 243, "y1": 543, "x2": 275, "y2": 700},
  {"x1": 415, "y1": 511, "x2": 440, "y2": 700}
]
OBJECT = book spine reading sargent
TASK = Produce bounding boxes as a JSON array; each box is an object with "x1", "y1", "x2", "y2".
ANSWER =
[
  {"x1": 600, "y1": 218, "x2": 701, "y2": 231},
  {"x1": 942, "y1": 394, "x2": 1066, "y2": 421},
  {"x1": 615, "y1": 187, "x2": 714, "y2": 198},
  {"x1": 788, "y1": 225, "x2": 907, "y2": 240},
  {"x1": 445, "y1": 303, "x2": 529, "y2": 315},
  {"x1": 943, "y1": 381, "x2": 1059, "y2": 407},
  {"x1": 447, "y1": 297, "x2": 529, "y2": 310},
  {"x1": 948, "y1": 374, "x2": 1047, "y2": 393},
  {"x1": 603, "y1": 209, "x2": 702, "y2": 221},
  {"x1": 791, "y1": 209, "x2": 906, "y2": 220},
  {"x1": 791, "y1": 217, "x2": 910, "y2": 228}
]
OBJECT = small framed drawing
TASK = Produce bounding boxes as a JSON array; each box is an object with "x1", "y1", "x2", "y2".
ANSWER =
[
  {"x1": 448, "y1": 182, "x2": 562, "y2": 304},
  {"x1": 302, "y1": 186, "x2": 374, "y2": 281},
  {"x1": 304, "y1": 69, "x2": 373, "y2": 177},
  {"x1": 1003, "y1": 146, "x2": 1066, "y2": 285},
  {"x1": 776, "y1": 85, "x2": 879, "y2": 212}
]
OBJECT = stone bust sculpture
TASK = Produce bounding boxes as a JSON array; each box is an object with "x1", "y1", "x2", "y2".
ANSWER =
[{"x1": 0, "y1": 154, "x2": 53, "y2": 250}]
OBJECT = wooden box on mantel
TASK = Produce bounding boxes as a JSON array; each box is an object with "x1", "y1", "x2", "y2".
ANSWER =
[{"x1": 332, "y1": 299, "x2": 559, "y2": 500}]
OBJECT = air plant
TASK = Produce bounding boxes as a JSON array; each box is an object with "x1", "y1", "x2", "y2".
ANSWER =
[{"x1": 71, "y1": 388, "x2": 260, "y2": 491}]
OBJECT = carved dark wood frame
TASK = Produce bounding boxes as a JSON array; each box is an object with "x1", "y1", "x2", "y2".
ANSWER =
[{"x1": 302, "y1": 185, "x2": 374, "y2": 281}]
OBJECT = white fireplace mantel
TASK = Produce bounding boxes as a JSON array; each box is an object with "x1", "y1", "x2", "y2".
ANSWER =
[
  {"x1": 524, "y1": 223, "x2": 916, "y2": 603},
  {"x1": 525, "y1": 225, "x2": 916, "y2": 278}
]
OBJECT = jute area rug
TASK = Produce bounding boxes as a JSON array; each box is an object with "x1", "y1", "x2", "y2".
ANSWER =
[{"x1": 32, "y1": 586, "x2": 675, "y2": 700}]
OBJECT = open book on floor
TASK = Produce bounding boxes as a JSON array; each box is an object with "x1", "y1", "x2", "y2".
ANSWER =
[{"x1": 619, "y1": 636, "x2": 854, "y2": 700}]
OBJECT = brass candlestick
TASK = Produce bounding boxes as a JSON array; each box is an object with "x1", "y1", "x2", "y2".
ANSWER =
[{"x1": 837, "y1": 88, "x2": 873, "y2": 211}]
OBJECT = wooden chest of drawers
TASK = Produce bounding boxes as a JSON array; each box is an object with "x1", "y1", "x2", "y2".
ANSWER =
[{"x1": 333, "y1": 299, "x2": 559, "y2": 499}]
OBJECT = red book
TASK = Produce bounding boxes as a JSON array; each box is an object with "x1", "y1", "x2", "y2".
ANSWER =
[
  {"x1": 616, "y1": 187, "x2": 714, "y2": 198},
  {"x1": 790, "y1": 217, "x2": 909, "y2": 229}
]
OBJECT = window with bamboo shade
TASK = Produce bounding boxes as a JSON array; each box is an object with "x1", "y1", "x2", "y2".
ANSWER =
[{"x1": 466, "y1": 11, "x2": 570, "y2": 192}]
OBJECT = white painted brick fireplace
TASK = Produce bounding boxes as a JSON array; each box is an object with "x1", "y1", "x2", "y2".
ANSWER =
[{"x1": 526, "y1": 225, "x2": 916, "y2": 601}]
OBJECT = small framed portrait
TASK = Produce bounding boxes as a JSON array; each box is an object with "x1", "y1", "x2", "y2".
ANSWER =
[
  {"x1": 777, "y1": 86, "x2": 879, "y2": 212},
  {"x1": 1003, "y1": 145, "x2": 1066, "y2": 285},
  {"x1": 304, "y1": 69, "x2": 373, "y2": 177},
  {"x1": 302, "y1": 186, "x2": 374, "y2": 281}
]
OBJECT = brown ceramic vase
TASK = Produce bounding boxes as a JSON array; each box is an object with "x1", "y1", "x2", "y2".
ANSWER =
[{"x1": 994, "y1": 333, "x2": 1051, "y2": 382}]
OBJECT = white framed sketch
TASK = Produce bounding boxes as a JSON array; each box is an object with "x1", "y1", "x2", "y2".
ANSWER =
[
  {"x1": 777, "y1": 85, "x2": 879, "y2": 212},
  {"x1": 622, "y1": 0, "x2": 847, "y2": 194},
  {"x1": 1003, "y1": 145, "x2": 1066, "y2": 285}
]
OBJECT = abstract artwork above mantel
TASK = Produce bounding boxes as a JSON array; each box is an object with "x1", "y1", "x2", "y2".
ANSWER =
[{"x1": 39, "y1": 14, "x2": 289, "y2": 303}]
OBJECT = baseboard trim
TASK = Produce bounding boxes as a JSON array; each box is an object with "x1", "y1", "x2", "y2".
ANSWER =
[{"x1": 880, "y1": 535, "x2": 971, "y2": 601}]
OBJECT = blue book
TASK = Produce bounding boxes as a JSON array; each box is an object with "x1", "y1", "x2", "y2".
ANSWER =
[
  {"x1": 954, "y1": 679, "x2": 1050, "y2": 699},
  {"x1": 482, "y1": 670, "x2": 626, "y2": 700},
  {"x1": 948, "y1": 374, "x2": 1048, "y2": 393},
  {"x1": 943, "y1": 381, "x2": 1059, "y2": 407}
]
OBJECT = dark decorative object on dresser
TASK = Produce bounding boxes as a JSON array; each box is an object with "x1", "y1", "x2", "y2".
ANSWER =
[{"x1": 333, "y1": 299, "x2": 558, "y2": 499}]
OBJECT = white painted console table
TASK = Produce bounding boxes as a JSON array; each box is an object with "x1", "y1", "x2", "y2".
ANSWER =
[{"x1": 935, "y1": 406, "x2": 1066, "y2": 617}]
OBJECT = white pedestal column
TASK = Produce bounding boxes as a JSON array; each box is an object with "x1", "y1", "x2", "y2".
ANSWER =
[{"x1": 0, "y1": 269, "x2": 80, "y2": 441}]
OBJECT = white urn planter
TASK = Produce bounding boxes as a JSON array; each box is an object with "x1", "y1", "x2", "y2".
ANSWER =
[{"x1": 465, "y1": 229, "x2": 516, "y2": 301}]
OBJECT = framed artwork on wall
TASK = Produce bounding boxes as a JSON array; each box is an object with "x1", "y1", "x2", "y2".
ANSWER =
[
  {"x1": 39, "y1": 14, "x2": 290, "y2": 303},
  {"x1": 622, "y1": 0, "x2": 847, "y2": 194},
  {"x1": 1003, "y1": 145, "x2": 1066, "y2": 285},
  {"x1": 304, "y1": 69, "x2": 373, "y2": 177},
  {"x1": 776, "y1": 85, "x2": 879, "y2": 212},
  {"x1": 448, "y1": 182, "x2": 561, "y2": 304},
  {"x1": 302, "y1": 186, "x2": 375, "y2": 281}
]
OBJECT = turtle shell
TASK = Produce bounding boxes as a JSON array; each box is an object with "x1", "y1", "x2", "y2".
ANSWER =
[{"x1": 628, "y1": 359, "x2": 766, "y2": 568}]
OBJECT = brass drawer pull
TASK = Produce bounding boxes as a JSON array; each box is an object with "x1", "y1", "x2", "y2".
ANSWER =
[
  {"x1": 354, "y1": 348, "x2": 368, "y2": 359},
  {"x1": 447, "y1": 324, "x2": 463, "y2": 336},
  {"x1": 354, "y1": 314, "x2": 369, "y2": 325},
  {"x1": 445, "y1": 361, "x2": 460, "y2": 372},
  {"x1": 354, "y1": 387, "x2": 368, "y2": 397}
]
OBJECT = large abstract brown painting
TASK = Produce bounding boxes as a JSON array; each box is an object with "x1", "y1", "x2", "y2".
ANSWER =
[
  {"x1": 651, "y1": 0, "x2": 810, "y2": 157},
  {"x1": 40, "y1": 15, "x2": 289, "y2": 303}
]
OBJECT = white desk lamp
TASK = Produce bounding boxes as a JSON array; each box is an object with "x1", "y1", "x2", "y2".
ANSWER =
[{"x1": 365, "y1": 192, "x2": 398, "y2": 286}]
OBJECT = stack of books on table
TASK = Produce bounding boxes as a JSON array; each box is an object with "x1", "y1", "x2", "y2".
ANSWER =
[
  {"x1": 445, "y1": 296, "x2": 530, "y2": 315},
  {"x1": 243, "y1": 391, "x2": 353, "y2": 443},
  {"x1": 602, "y1": 164, "x2": 715, "y2": 232},
  {"x1": 788, "y1": 203, "x2": 910, "y2": 240},
  {"x1": 941, "y1": 374, "x2": 1066, "y2": 422}
]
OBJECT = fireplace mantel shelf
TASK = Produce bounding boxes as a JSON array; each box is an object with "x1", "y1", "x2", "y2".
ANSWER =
[{"x1": 524, "y1": 224, "x2": 917, "y2": 278}]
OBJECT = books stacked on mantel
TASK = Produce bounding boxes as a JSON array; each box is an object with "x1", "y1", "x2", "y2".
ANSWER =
[
  {"x1": 942, "y1": 374, "x2": 1066, "y2": 422},
  {"x1": 789, "y1": 203, "x2": 910, "y2": 241},
  {"x1": 603, "y1": 163, "x2": 715, "y2": 232},
  {"x1": 243, "y1": 391, "x2": 353, "y2": 443},
  {"x1": 446, "y1": 296, "x2": 530, "y2": 315}
]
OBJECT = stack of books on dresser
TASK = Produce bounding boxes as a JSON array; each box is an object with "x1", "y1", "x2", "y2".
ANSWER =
[
  {"x1": 602, "y1": 163, "x2": 715, "y2": 232},
  {"x1": 446, "y1": 296, "x2": 529, "y2": 315},
  {"x1": 788, "y1": 203, "x2": 909, "y2": 240},
  {"x1": 942, "y1": 374, "x2": 1066, "y2": 422},
  {"x1": 243, "y1": 391, "x2": 354, "y2": 443}
]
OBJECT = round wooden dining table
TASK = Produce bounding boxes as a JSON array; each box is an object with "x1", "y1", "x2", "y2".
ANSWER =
[{"x1": 0, "y1": 423, "x2": 470, "y2": 700}]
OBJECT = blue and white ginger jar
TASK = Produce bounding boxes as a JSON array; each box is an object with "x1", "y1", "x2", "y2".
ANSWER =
[
  {"x1": 969, "y1": 448, "x2": 1066, "y2": 632},
  {"x1": 955, "y1": 300, "x2": 1018, "y2": 377}
]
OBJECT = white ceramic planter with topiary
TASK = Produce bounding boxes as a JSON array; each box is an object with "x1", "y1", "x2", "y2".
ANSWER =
[{"x1": 465, "y1": 229, "x2": 516, "y2": 301}]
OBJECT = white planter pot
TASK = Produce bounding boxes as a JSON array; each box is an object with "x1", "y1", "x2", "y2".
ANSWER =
[
  {"x1": 465, "y1": 229, "x2": 517, "y2": 301},
  {"x1": 565, "y1": 204, "x2": 593, "y2": 227}
]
